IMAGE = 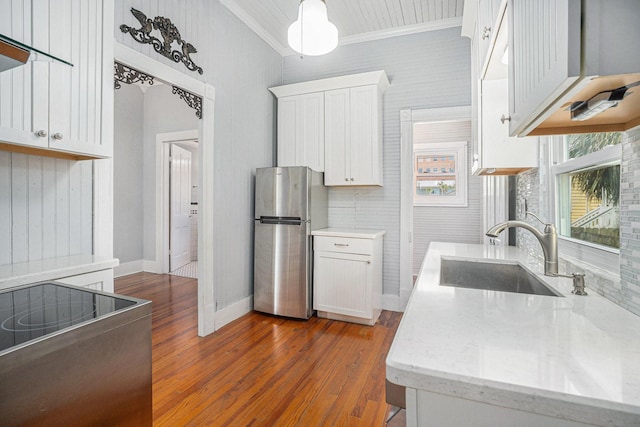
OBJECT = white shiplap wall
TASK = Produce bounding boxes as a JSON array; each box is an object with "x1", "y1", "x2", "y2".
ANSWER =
[
  {"x1": 412, "y1": 120, "x2": 481, "y2": 274},
  {"x1": 113, "y1": 83, "x2": 144, "y2": 265},
  {"x1": 283, "y1": 28, "x2": 471, "y2": 297},
  {"x1": 0, "y1": 152, "x2": 93, "y2": 265},
  {"x1": 115, "y1": 0, "x2": 282, "y2": 308}
]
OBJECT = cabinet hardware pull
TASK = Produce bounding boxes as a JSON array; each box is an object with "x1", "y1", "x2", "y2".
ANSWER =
[
  {"x1": 35, "y1": 130, "x2": 47, "y2": 138},
  {"x1": 500, "y1": 115, "x2": 511, "y2": 124},
  {"x1": 334, "y1": 243, "x2": 349, "y2": 247},
  {"x1": 482, "y1": 26, "x2": 491, "y2": 40},
  {"x1": 350, "y1": 177, "x2": 354, "y2": 181},
  {"x1": 345, "y1": 178, "x2": 349, "y2": 182},
  {"x1": 52, "y1": 133, "x2": 64, "y2": 141}
]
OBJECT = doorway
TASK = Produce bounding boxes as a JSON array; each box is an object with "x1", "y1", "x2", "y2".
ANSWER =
[
  {"x1": 399, "y1": 106, "x2": 476, "y2": 308},
  {"x1": 110, "y1": 43, "x2": 217, "y2": 336},
  {"x1": 156, "y1": 130, "x2": 199, "y2": 279}
]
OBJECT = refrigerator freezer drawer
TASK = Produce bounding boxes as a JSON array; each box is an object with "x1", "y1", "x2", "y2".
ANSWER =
[{"x1": 253, "y1": 221, "x2": 312, "y2": 319}]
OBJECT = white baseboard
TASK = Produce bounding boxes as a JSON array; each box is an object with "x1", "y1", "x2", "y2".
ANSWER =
[
  {"x1": 383, "y1": 290, "x2": 411, "y2": 313},
  {"x1": 114, "y1": 260, "x2": 144, "y2": 277},
  {"x1": 215, "y1": 295, "x2": 253, "y2": 331},
  {"x1": 143, "y1": 259, "x2": 161, "y2": 274}
]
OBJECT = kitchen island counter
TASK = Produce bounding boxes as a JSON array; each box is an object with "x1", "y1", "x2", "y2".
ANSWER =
[{"x1": 386, "y1": 242, "x2": 640, "y2": 427}]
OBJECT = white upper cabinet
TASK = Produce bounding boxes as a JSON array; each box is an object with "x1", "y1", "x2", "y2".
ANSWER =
[
  {"x1": 463, "y1": 0, "x2": 538, "y2": 175},
  {"x1": 0, "y1": 0, "x2": 113, "y2": 160},
  {"x1": 508, "y1": 0, "x2": 640, "y2": 136},
  {"x1": 269, "y1": 70, "x2": 389, "y2": 186},
  {"x1": 277, "y1": 92, "x2": 324, "y2": 172}
]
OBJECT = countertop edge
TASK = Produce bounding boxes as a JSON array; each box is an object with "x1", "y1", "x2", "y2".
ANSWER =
[
  {"x1": 311, "y1": 228, "x2": 386, "y2": 239},
  {"x1": 386, "y1": 363, "x2": 640, "y2": 426},
  {"x1": 0, "y1": 256, "x2": 119, "y2": 290}
]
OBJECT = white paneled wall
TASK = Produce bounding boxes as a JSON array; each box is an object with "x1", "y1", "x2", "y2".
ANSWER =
[
  {"x1": 283, "y1": 28, "x2": 471, "y2": 298},
  {"x1": 0, "y1": 152, "x2": 93, "y2": 265}
]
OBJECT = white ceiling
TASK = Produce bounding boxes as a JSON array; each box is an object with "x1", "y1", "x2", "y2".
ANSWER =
[{"x1": 220, "y1": 0, "x2": 465, "y2": 56}]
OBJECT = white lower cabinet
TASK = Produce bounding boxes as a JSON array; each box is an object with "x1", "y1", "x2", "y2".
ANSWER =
[
  {"x1": 312, "y1": 229, "x2": 384, "y2": 325},
  {"x1": 407, "y1": 388, "x2": 596, "y2": 427},
  {"x1": 55, "y1": 269, "x2": 114, "y2": 293}
]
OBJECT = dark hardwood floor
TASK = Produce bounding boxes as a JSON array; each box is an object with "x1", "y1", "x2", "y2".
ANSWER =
[{"x1": 115, "y1": 272, "x2": 402, "y2": 426}]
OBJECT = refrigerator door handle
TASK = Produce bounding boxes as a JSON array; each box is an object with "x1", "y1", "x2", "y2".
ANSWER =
[{"x1": 258, "y1": 216, "x2": 304, "y2": 225}]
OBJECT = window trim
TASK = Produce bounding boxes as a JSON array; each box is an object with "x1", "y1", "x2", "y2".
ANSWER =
[
  {"x1": 551, "y1": 144, "x2": 621, "y2": 175},
  {"x1": 547, "y1": 136, "x2": 621, "y2": 273},
  {"x1": 413, "y1": 141, "x2": 468, "y2": 207}
]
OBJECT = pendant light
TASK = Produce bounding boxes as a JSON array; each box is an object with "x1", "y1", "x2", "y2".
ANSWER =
[{"x1": 288, "y1": 0, "x2": 338, "y2": 56}]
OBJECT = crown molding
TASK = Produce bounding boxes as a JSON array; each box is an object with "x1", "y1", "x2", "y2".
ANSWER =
[
  {"x1": 219, "y1": 0, "x2": 289, "y2": 56},
  {"x1": 337, "y1": 17, "x2": 463, "y2": 47}
]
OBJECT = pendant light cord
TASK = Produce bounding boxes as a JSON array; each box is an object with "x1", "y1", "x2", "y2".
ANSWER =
[{"x1": 299, "y1": 0, "x2": 305, "y2": 59}]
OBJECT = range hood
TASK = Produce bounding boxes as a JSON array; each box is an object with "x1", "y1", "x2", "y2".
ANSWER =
[{"x1": 0, "y1": 33, "x2": 72, "y2": 73}]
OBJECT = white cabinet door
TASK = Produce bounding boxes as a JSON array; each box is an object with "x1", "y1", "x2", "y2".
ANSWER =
[
  {"x1": 476, "y1": 78, "x2": 537, "y2": 173},
  {"x1": 314, "y1": 251, "x2": 372, "y2": 319},
  {"x1": 349, "y1": 85, "x2": 381, "y2": 185},
  {"x1": 508, "y1": 0, "x2": 581, "y2": 136},
  {"x1": 0, "y1": 0, "x2": 113, "y2": 158},
  {"x1": 477, "y1": 0, "x2": 497, "y2": 66},
  {"x1": 324, "y1": 85, "x2": 382, "y2": 186},
  {"x1": 277, "y1": 97, "x2": 298, "y2": 167},
  {"x1": 276, "y1": 92, "x2": 324, "y2": 172},
  {"x1": 170, "y1": 145, "x2": 192, "y2": 271},
  {"x1": 323, "y1": 88, "x2": 349, "y2": 185},
  {"x1": 0, "y1": 0, "x2": 45, "y2": 149}
]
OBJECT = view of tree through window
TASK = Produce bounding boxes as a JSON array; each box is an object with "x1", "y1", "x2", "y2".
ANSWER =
[{"x1": 557, "y1": 133, "x2": 622, "y2": 249}]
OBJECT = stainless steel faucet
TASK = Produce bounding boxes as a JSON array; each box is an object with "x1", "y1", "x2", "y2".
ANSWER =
[{"x1": 485, "y1": 211, "x2": 558, "y2": 276}]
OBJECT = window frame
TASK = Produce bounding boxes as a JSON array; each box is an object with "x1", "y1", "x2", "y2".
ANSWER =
[
  {"x1": 548, "y1": 136, "x2": 621, "y2": 272},
  {"x1": 413, "y1": 141, "x2": 468, "y2": 207}
]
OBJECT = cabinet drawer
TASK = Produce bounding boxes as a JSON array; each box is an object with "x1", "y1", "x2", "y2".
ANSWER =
[{"x1": 314, "y1": 236, "x2": 373, "y2": 255}]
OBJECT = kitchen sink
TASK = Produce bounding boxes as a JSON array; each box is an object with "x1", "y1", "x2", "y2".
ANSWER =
[{"x1": 440, "y1": 258, "x2": 561, "y2": 297}]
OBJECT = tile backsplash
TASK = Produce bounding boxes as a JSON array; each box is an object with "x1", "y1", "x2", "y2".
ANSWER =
[
  {"x1": 619, "y1": 129, "x2": 640, "y2": 315},
  {"x1": 515, "y1": 129, "x2": 640, "y2": 317}
]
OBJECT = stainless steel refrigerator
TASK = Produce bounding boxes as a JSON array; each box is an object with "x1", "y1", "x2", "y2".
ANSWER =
[{"x1": 253, "y1": 166, "x2": 328, "y2": 319}]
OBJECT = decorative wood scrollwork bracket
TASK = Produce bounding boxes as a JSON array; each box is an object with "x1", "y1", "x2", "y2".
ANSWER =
[
  {"x1": 120, "y1": 8, "x2": 203, "y2": 75},
  {"x1": 172, "y1": 86, "x2": 203, "y2": 119},
  {"x1": 114, "y1": 62, "x2": 155, "y2": 90}
]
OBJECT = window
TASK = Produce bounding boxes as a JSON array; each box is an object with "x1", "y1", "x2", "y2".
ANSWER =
[
  {"x1": 414, "y1": 141, "x2": 468, "y2": 206},
  {"x1": 552, "y1": 132, "x2": 622, "y2": 250}
]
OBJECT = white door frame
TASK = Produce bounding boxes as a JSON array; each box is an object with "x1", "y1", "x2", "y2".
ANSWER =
[
  {"x1": 157, "y1": 130, "x2": 198, "y2": 274},
  {"x1": 112, "y1": 42, "x2": 217, "y2": 337},
  {"x1": 399, "y1": 106, "x2": 471, "y2": 310}
]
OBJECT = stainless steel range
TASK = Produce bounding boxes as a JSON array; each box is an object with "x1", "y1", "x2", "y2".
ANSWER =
[{"x1": 0, "y1": 282, "x2": 152, "y2": 426}]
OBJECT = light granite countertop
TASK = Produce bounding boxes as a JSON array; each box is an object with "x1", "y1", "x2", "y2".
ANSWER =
[
  {"x1": 0, "y1": 255, "x2": 119, "y2": 291},
  {"x1": 386, "y1": 242, "x2": 640, "y2": 427}
]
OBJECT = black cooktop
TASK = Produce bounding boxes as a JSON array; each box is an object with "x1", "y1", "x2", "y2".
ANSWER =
[{"x1": 0, "y1": 283, "x2": 136, "y2": 352}]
